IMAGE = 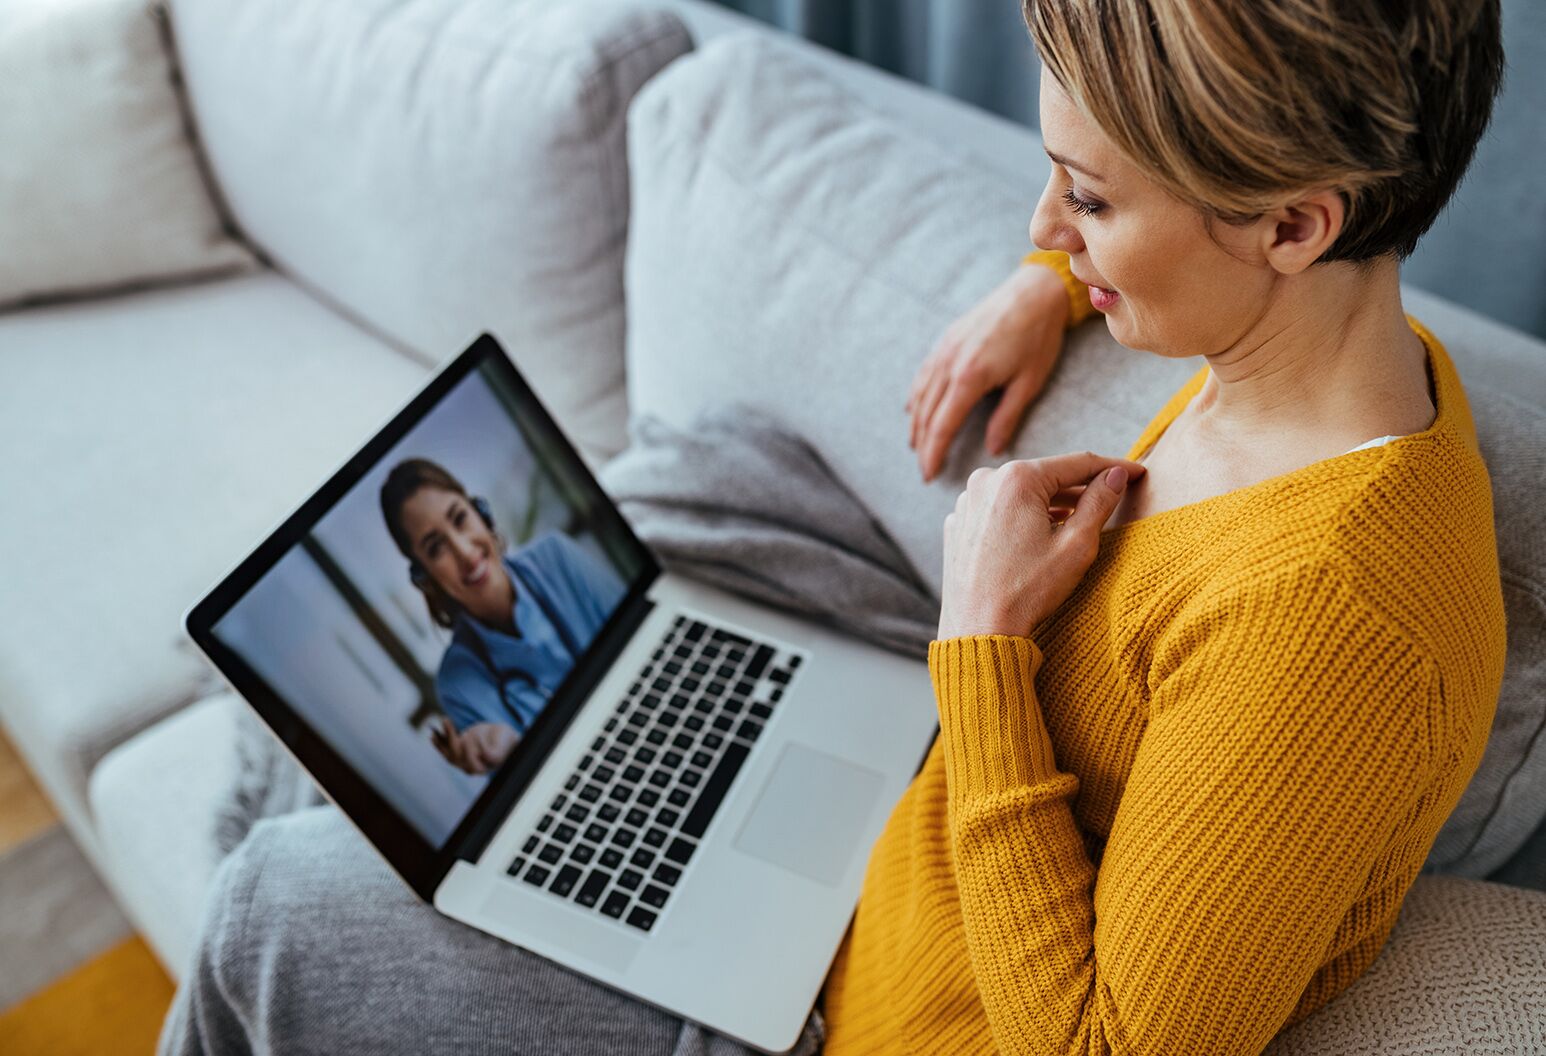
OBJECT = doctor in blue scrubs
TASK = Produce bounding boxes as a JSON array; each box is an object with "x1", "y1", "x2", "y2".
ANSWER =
[{"x1": 381, "y1": 458, "x2": 627, "y2": 775}]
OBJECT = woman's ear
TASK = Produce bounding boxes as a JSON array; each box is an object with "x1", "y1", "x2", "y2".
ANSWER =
[{"x1": 1261, "y1": 189, "x2": 1346, "y2": 275}]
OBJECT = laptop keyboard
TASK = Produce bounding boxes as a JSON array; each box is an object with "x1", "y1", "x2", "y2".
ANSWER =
[{"x1": 504, "y1": 614, "x2": 803, "y2": 933}]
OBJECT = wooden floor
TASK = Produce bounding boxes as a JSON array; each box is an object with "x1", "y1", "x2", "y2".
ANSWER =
[
  {"x1": 0, "y1": 730, "x2": 174, "y2": 1052},
  {"x1": 0, "y1": 731, "x2": 56, "y2": 856}
]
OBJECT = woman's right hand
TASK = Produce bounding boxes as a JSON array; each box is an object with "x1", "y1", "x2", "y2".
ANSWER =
[
  {"x1": 433, "y1": 717, "x2": 519, "y2": 775},
  {"x1": 907, "y1": 262, "x2": 1071, "y2": 482}
]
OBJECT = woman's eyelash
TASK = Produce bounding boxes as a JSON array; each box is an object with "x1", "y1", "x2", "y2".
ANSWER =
[{"x1": 1062, "y1": 187, "x2": 1105, "y2": 217}]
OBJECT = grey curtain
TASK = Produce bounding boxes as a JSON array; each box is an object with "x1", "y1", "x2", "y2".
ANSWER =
[{"x1": 709, "y1": 0, "x2": 1546, "y2": 340}]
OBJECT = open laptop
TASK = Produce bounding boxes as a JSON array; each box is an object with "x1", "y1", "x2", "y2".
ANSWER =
[{"x1": 184, "y1": 334, "x2": 939, "y2": 1053}]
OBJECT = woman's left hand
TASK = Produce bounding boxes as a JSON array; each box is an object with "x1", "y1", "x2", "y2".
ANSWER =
[{"x1": 938, "y1": 452, "x2": 1147, "y2": 640}]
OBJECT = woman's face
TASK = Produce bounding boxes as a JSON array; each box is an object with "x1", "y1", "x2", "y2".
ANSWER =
[
  {"x1": 400, "y1": 486, "x2": 509, "y2": 617},
  {"x1": 1027, "y1": 69, "x2": 1279, "y2": 359}
]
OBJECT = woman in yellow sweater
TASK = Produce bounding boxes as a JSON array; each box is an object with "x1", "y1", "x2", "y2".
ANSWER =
[
  {"x1": 851, "y1": 0, "x2": 1510, "y2": 1052},
  {"x1": 161, "y1": 2, "x2": 1508, "y2": 1055}
]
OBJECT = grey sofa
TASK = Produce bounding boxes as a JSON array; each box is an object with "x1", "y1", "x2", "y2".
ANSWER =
[{"x1": 1, "y1": 0, "x2": 1542, "y2": 1051}]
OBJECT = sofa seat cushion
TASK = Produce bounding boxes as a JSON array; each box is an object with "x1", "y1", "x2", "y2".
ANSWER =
[
  {"x1": 88, "y1": 692, "x2": 242, "y2": 975},
  {"x1": 168, "y1": 0, "x2": 692, "y2": 463},
  {"x1": 622, "y1": 33, "x2": 1546, "y2": 879},
  {"x1": 0, "y1": 273, "x2": 427, "y2": 853}
]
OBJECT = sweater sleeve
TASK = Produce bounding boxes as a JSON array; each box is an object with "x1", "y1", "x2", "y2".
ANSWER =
[
  {"x1": 1022, "y1": 249, "x2": 1097, "y2": 329},
  {"x1": 929, "y1": 560, "x2": 1441, "y2": 1055}
]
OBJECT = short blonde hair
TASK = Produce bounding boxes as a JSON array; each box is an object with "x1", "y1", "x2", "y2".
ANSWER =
[{"x1": 1025, "y1": 0, "x2": 1504, "y2": 262}]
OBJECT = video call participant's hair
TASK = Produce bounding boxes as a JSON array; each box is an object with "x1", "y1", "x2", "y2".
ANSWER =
[{"x1": 380, "y1": 457, "x2": 500, "y2": 629}]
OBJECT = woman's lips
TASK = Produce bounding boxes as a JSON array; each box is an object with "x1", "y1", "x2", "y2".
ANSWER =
[
  {"x1": 463, "y1": 559, "x2": 490, "y2": 588},
  {"x1": 1088, "y1": 284, "x2": 1120, "y2": 311}
]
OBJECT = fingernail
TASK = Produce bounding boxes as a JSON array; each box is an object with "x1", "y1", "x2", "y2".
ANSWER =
[{"x1": 1105, "y1": 466, "x2": 1128, "y2": 492}]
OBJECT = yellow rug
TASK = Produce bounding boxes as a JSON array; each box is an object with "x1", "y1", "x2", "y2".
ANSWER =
[{"x1": 0, "y1": 936, "x2": 174, "y2": 1055}]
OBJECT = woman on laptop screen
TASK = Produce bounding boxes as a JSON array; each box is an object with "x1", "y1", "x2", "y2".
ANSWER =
[{"x1": 381, "y1": 457, "x2": 627, "y2": 775}]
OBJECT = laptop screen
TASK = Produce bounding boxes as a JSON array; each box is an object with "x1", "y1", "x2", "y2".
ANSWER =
[{"x1": 189, "y1": 337, "x2": 656, "y2": 883}]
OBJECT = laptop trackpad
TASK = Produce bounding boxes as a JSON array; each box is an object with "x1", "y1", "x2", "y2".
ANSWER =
[{"x1": 732, "y1": 743, "x2": 885, "y2": 888}]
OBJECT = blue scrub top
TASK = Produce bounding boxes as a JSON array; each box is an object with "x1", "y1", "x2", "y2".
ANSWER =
[{"x1": 434, "y1": 532, "x2": 628, "y2": 734}]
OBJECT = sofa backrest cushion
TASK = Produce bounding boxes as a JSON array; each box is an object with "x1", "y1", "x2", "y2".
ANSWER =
[
  {"x1": 167, "y1": 0, "x2": 691, "y2": 463},
  {"x1": 622, "y1": 31, "x2": 1546, "y2": 879},
  {"x1": 0, "y1": 0, "x2": 254, "y2": 310}
]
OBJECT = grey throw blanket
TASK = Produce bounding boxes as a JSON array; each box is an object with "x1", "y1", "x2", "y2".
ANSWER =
[{"x1": 214, "y1": 407, "x2": 939, "y2": 854}]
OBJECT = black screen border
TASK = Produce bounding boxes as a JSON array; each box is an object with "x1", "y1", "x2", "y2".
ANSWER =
[{"x1": 184, "y1": 334, "x2": 661, "y2": 900}]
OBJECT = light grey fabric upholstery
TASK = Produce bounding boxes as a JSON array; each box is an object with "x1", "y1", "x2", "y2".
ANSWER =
[
  {"x1": 0, "y1": 273, "x2": 427, "y2": 862},
  {"x1": 622, "y1": 32, "x2": 1546, "y2": 880},
  {"x1": 166, "y1": 0, "x2": 692, "y2": 463}
]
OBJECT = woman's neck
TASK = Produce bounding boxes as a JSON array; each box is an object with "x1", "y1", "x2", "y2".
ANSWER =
[{"x1": 1189, "y1": 258, "x2": 1435, "y2": 452}]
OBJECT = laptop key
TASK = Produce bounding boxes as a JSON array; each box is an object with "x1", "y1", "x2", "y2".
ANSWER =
[
  {"x1": 577, "y1": 754, "x2": 594, "y2": 772},
  {"x1": 680, "y1": 769, "x2": 703, "y2": 788},
  {"x1": 637, "y1": 789, "x2": 661, "y2": 807},
  {"x1": 507, "y1": 857, "x2": 527, "y2": 877},
  {"x1": 576, "y1": 869, "x2": 611, "y2": 908},
  {"x1": 538, "y1": 843, "x2": 563, "y2": 865},
  {"x1": 684, "y1": 715, "x2": 705, "y2": 732},
  {"x1": 618, "y1": 728, "x2": 638, "y2": 746},
  {"x1": 711, "y1": 715, "x2": 733, "y2": 732},
  {"x1": 655, "y1": 807, "x2": 680, "y2": 828},
  {"x1": 737, "y1": 720, "x2": 763, "y2": 743},
  {"x1": 611, "y1": 828, "x2": 637, "y2": 849},
  {"x1": 550, "y1": 865, "x2": 582, "y2": 898},
  {"x1": 653, "y1": 863, "x2": 682, "y2": 887},
  {"x1": 572, "y1": 844, "x2": 596, "y2": 866},
  {"x1": 640, "y1": 885, "x2": 671, "y2": 909},
  {"x1": 553, "y1": 823, "x2": 578, "y2": 844},
  {"x1": 604, "y1": 746, "x2": 627, "y2": 765},
  {"x1": 682, "y1": 741, "x2": 751, "y2": 839},
  {"x1": 769, "y1": 668, "x2": 792, "y2": 684},
  {"x1": 598, "y1": 803, "x2": 621, "y2": 823},
  {"x1": 523, "y1": 864, "x2": 551, "y2": 887},
  {"x1": 522, "y1": 835, "x2": 539, "y2": 855},
  {"x1": 584, "y1": 823, "x2": 608, "y2": 843},
  {"x1": 643, "y1": 827, "x2": 668, "y2": 848},
  {"x1": 608, "y1": 784, "x2": 634, "y2": 804},
  {"x1": 702, "y1": 733, "x2": 724, "y2": 750},
  {"x1": 625, "y1": 808, "x2": 649, "y2": 828},
  {"x1": 635, "y1": 747, "x2": 657, "y2": 765},
  {"x1": 564, "y1": 774, "x2": 580, "y2": 791},
  {"x1": 623, "y1": 765, "x2": 645, "y2": 784},
  {"x1": 600, "y1": 848, "x2": 624, "y2": 869},
  {"x1": 664, "y1": 838, "x2": 695, "y2": 866},
  {"x1": 672, "y1": 733, "x2": 693, "y2": 750},
  {"x1": 750, "y1": 703, "x2": 774, "y2": 720},
  {"x1": 618, "y1": 869, "x2": 644, "y2": 891},
  {"x1": 565, "y1": 804, "x2": 589, "y2": 824},
  {"x1": 662, "y1": 751, "x2": 683, "y2": 769},
  {"x1": 646, "y1": 729, "x2": 667, "y2": 745},
  {"x1": 593, "y1": 766, "x2": 616, "y2": 783},
  {"x1": 627, "y1": 907, "x2": 658, "y2": 933},
  {"x1": 746, "y1": 645, "x2": 774, "y2": 679},
  {"x1": 601, "y1": 891, "x2": 629, "y2": 919},
  {"x1": 536, "y1": 814, "x2": 554, "y2": 833},
  {"x1": 630, "y1": 848, "x2": 656, "y2": 869},
  {"x1": 648, "y1": 770, "x2": 671, "y2": 788},
  {"x1": 579, "y1": 784, "x2": 603, "y2": 803},
  {"x1": 667, "y1": 788, "x2": 691, "y2": 807},
  {"x1": 691, "y1": 751, "x2": 713, "y2": 769}
]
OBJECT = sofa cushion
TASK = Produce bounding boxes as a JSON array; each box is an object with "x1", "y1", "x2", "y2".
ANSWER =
[
  {"x1": 167, "y1": 0, "x2": 692, "y2": 464},
  {"x1": 0, "y1": 273, "x2": 427, "y2": 856},
  {"x1": 0, "y1": 0, "x2": 254, "y2": 309},
  {"x1": 622, "y1": 32, "x2": 1546, "y2": 878},
  {"x1": 88, "y1": 692, "x2": 242, "y2": 976}
]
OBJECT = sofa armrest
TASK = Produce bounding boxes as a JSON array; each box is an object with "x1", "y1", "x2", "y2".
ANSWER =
[{"x1": 1264, "y1": 874, "x2": 1545, "y2": 1054}]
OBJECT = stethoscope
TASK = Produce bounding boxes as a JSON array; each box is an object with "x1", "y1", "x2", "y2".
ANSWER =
[{"x1": 454, "y1": 558, "x2": 584, "y2": 736}]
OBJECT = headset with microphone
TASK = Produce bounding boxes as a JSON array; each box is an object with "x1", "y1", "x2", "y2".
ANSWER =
[{"x1": 409, "y1": 495, "x2": 582, "y2": 736}]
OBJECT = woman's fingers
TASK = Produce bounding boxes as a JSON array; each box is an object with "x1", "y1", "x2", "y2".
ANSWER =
[
  {"x1": 1026, "y1": 450, "x2": 1147, "y2": 493},
  {"x1": 913, "y1": 363, "x2": 952, "y2": 457},
  {"x1": 984, "y1": 368, "x2": 1043, "y2": 456},
  {"x1": 920, "y1": 380, "x2": 985, "y2": 482}
]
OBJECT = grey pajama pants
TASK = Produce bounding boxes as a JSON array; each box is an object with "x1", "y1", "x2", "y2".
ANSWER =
[{"x1": 158, "y1": 807, "x2": 827, "y2": 1056}]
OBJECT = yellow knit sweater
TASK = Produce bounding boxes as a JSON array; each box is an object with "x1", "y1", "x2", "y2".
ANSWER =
[{"x1": 819, "y1": 250, "x2": 1508, "y2": 1054}]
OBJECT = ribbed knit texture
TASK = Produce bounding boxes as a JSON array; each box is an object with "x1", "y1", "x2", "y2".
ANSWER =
[{"x1": 819, "y1": 251, "x2": 1509, "y2": 1054}]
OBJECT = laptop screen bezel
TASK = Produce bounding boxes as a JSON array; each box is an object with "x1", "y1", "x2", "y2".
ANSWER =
[{"x1": 183, "y1": 333, "x2": 661, "y2": 900}]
